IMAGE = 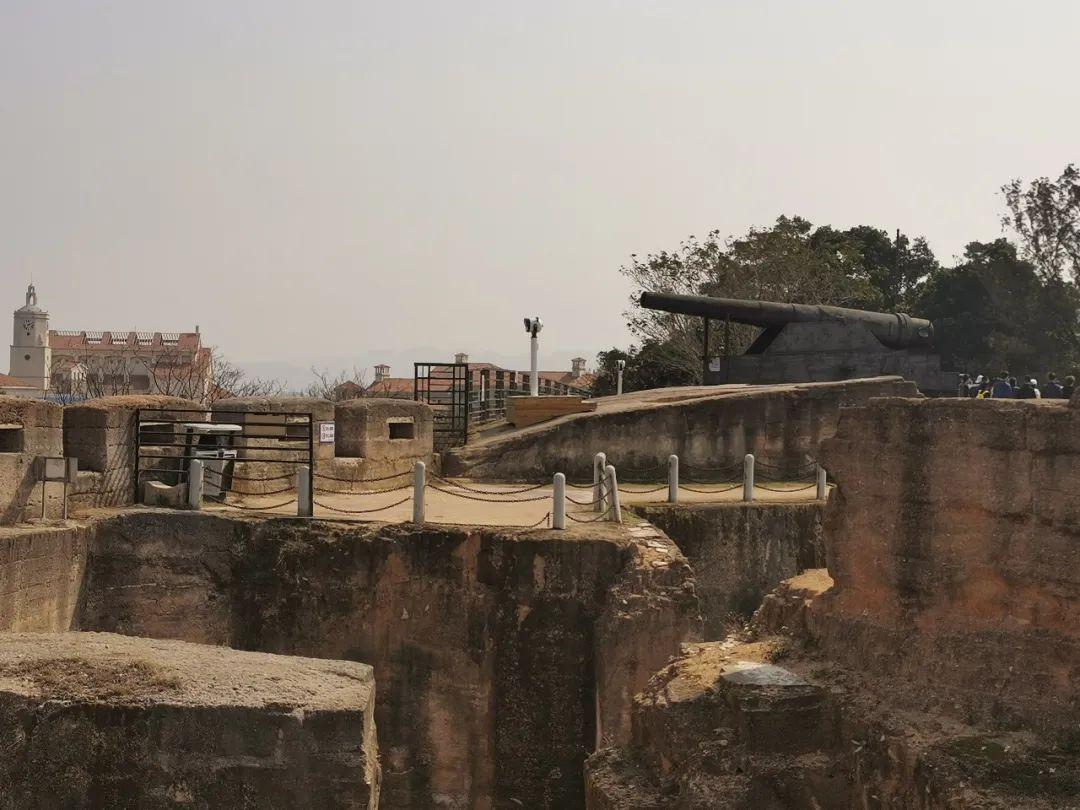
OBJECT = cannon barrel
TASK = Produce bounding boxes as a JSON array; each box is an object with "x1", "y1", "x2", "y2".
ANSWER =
[{"x1": 639, "y1": 291, "x2": 934, "y2": 350}]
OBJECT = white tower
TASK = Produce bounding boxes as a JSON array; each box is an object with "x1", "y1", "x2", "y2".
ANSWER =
[{"x1": 9, "y1": 284, "x2": 51, "y2": 393}]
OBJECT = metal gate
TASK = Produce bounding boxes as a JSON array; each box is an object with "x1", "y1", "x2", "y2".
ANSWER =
[{"x1": 414, "y1": 362, "x2": 471, "y2": 450}]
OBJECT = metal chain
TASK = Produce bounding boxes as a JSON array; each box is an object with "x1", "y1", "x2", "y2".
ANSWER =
[
  {"x1": 753, "y1": 482, "x2": 818, "y2": 493},
  {"x1": 428, "y1": 484, "x2": 550, "y2": 503},
  {"x1": 429, "y1": 473, "x2": 548, "y2": 495},
  {"x1": 616, "y1": 484, "x2": 669, "y2": 494},
  {"x1": 313, "y1": 482, "x2": 414, "y2": 496},
  {"x1": 314, "y1": 469, "x2": 411, "y2": 483},
  {"x1": 313, "y1": 495, "x2": 412, "y2": 514},
  {"x1": 679, "y1": 483, "x2": 743, "y2": 494},
  {"x1": 437, "y1": 512, "x2": 552, "y2": 530},
  {"x1": 207, "y1": 496, "x2": 297, "y2": 511},
  {"x1": 567, "y1": 507, "x2": 614, "y2": 523}
]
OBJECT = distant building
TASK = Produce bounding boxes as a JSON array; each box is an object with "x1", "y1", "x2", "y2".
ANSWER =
[
  {"x1": 5, "y1": 284, "x2": 211, "y2": 401},
  {"x1": 362, "y1": 355, "x2": 594, "y2": 400}
]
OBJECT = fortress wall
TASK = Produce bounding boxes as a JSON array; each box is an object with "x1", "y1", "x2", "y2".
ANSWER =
[
  {"x1": 815, "y1": 396, "x2": 1080, "y2": 735},
  {"x1": 75, "y1": 512, "x2": 700, "y2": 810},
  {"x1": 445, "y1": 377, "x2": 920, "y2": 481}
]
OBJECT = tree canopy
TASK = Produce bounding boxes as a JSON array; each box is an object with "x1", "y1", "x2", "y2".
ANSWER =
[{"x1": 607, "y1": 167, "x2": 1080, "y2": 392}]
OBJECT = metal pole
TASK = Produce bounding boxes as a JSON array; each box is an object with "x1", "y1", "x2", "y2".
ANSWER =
[
  {"x1": 593, "y1": 452, "x2": 607, "y2": 513},
  {"x1": 413, "y1": 461, "x2": 426, "y2": 524},
  {"x1": 743, "y1": 453, "x2": 755, "y2": 502},
  {"x1": 668, "y1": 454, "x2": 679, "y2": 503},
  {"x1": 297, "y1": 466, "x2": 313, "y2": 517},
  {"x1": 702, "y1": 318, "x2": 711, "y2": 383},
  {"x1": 306, "y1": 411, "x2": 315, "y2": 517},
  {"x1": 606, "y1": 464, "x2": 622, "y2": 523},
  {"x1": 133, "y1": 408, "x2": 141, "y2": 504},
  {"x1": 816, "y1": 463, "x2": 828, "y2": 501},
  {"x1": 553, "y1": 473, "x2": 566, "y2": 530},
  {"x1": 530, "y1": 334, "x2": 539, "y2": 396},
  {"x1": 187, "y1": 459, "x2": 204, "y2": 510}
]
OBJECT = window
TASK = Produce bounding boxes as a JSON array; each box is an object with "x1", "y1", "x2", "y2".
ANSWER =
[
  {"x1": 389, "y1": 421, "x2": 415, "y2": 440},
  {"x1": 0, "y1": 425, "x2": 24, "y2": 453}
]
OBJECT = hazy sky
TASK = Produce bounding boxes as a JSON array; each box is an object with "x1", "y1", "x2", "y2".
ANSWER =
[{"x1": 3, "y1": 1, "x2": 1078, "y2": 374}]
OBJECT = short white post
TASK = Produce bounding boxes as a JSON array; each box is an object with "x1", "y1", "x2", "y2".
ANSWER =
[
  {"x1": 297, "y1": 466, "x2": 313, "y2": 517},
  {"x1": 668, "y1": 454, "x2": 679, "y2": 503},
  {"x1": 606, "y1": 464, "x2": 622, "y2": 523},
  {"x1": 412, "y1": 461, "x2": 426, "y2": 524},
  {"x1": 743, "y1": 453, "x2": 755, "y2": 502},
  {"x1": 616, "y1": 367, "x2": 624, "y2": 396},
  {"x1": 187, "y1": 459, "x2": 204, "y2": 510},
  {"x1": 816, "y1": 463, "x2": 827, "y2": 501},
  {"x1": 593, "y1": 452, "x2": 607, "y2": 513},
  {"x1": 553, "y1": 473, "x2": 566, "y2": 530}
]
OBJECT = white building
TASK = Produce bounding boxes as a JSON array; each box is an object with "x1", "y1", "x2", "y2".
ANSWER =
[{"x1": 2, "y1": 284, "x2": 211, "y2": 401}]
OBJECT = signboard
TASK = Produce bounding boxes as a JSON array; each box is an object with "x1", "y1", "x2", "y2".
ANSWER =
[{"x1": 319, "y1": 422, "x2": 336, "y2": 444}]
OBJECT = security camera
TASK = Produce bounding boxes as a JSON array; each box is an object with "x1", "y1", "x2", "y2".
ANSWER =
[
  {"x1": 616, "y1": 359, "x2": 626, "y2": 371},
  {"x1": 524, "y1": 317, "x2": 543, "y2": 336}
]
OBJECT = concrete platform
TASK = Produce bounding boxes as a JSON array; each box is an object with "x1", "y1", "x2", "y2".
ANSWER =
[{"x1": 0, "y1": 631, "x2": 379, "y2": 808}]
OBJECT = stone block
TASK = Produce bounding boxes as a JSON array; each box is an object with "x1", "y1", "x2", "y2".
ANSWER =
[{"x1": 0, "y1": 632, "x2": 380, "y2": 808}]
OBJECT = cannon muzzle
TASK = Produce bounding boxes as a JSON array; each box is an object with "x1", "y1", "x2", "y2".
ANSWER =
[{"x1": 639, "y1": 291, "x2": 934, "y2": 350}]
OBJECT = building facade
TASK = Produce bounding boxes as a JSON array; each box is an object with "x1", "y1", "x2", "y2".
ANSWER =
[{"x1": 4, "y1": 284, "x2": 211, "y2": 401}]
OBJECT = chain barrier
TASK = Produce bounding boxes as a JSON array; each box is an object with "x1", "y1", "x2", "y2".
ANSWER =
[
  {"x1": 313, "y1": 482, "x2": 414, "y2": 496},
  {"x1": 428, "y1": 484, "x2": 550, "y2": 504},
  {"x1": 567, "y1": 507, "x2": 615, "y2": 523},
  {"x1": 207, "y1": 496, "x2": 297, "y2": 511},
  {"x1": 679, "y1": 482, "x2": 743, "y2": 494},
  {"x1": 313, "y1": 495, "x2": 412, "y2": 514},
  {"x1": 429, "y1": 473, "x2": 549, "y2": 496},
  {"x1": 616, "y1": 483, "x2": 670, "y2": 494},
  {"x1": 753, "y1": 482, "x2": 819, "y2": 493},
  {"x1": 437, "y1": 512, "x2": 552, "y2": 530},
  {"x1": 314, "y1": 469, "x2": 411, "y2": 484}
]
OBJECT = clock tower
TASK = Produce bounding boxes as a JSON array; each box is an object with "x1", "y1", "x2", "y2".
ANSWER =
[{"x1": 9, "y1": 284, "x2": 51, "y2": 393}]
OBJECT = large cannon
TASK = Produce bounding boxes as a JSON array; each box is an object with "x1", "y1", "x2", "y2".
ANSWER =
[
  {"x1": 639, "y1": 292, "x2": 934, "y2": 350},
  {"x1": 639, "y1": 291, "x2": 955, "y2": 393}
]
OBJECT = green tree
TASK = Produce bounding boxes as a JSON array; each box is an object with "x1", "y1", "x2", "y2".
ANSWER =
[
  {"x1": 1002, "y1": 164, "x2": 1080, "y2": 281},
  {"x1": 618, "y1": 216, "x2": 937, "y2": 385},
  {"x1": 914, "y1": 239, "x2": 1080, "y2": 374}
]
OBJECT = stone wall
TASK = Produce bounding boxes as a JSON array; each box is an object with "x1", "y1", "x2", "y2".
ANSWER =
[
  {"x1": 632, "y1": 502, "x2": 825, "y2": 636},
  {"x1": 445, "y1": 377, "x2": 920, "y2": 481},
  {"x1": 0, "y1": 524, "x2": 88, "y2": 631},
  {"x1": 75, "y1": 512, "x2": 701, "y2": 809},
  {"x1": 0, "y1": 397, "x2": 63, "y2": 525},
  {"x1": 816, "y1": 396, "x2": 1080, "y2": 736}
]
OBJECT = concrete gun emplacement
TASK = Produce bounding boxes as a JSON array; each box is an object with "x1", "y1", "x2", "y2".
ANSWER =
[{"x1": 638, "y1": 291, "x2": 935, "y2": 351}]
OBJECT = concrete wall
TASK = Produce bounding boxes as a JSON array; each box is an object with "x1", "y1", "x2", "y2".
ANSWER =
[
  {"x1": 445, "y1": 377, "x2": 920, "y2": 481},
  {"x1": 335, "y1": 398, "x2": 433, "y2": 462},
  {"x1": 75, "y1": 512, "x2": 701, "y2": 810},
  {"x1": 0, "y1": 632, "x2": 379, "y2": 809},
  {"x1": 0, "y1": 397, "x2": 63, "y2": 525},
  {"x1": 633, "y1": 502, "x2": 825, "y2": 637}
]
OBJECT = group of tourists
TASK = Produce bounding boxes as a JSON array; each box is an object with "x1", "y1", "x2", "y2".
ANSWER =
[{"x1": 961, "y1": 372, "x2": 1075, "y2": 399}]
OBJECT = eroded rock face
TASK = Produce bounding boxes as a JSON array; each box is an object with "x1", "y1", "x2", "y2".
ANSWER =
[
  {"x1": 76, "y1": 512, "x2": 701, "y2": 809},
  {"x1": 632, "y1": 502, "x2": 824, "y2": 635},
  {"x1": 817, "y1": 397, "x2": 1080, "y2": 735}
]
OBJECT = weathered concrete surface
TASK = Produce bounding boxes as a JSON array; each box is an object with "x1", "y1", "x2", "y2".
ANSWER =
[
  {"x1": 632, "y1": 502, "x2": 824, "y2": 636},
  {"x1": 75, "y1": 511, "x2": 701, "y2": 809},
  {"x1": 0, "y1": 396, "x2": 63, "y2": 524},
  {"x1": 0, "y1": 631, "x2": 379, "y2": 808},
  {"x1": 335, "y1": 397, "x2": 433, "y2": 462},
  {"x1": 0, "y1": 523, "x2": 88, "y2": 631},
  {"x1": 816, "y1": 396, "x2": 1080, "y2": 735},
  {"x1": 444, "y1": 377, "x2": 920, "y2": 481},
  {"x1": 64, "y1": 395, "x2": 199, "y2": 509},
  {"x1": 214, "y1": 395, "x2": 336, "y2": 462}
]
